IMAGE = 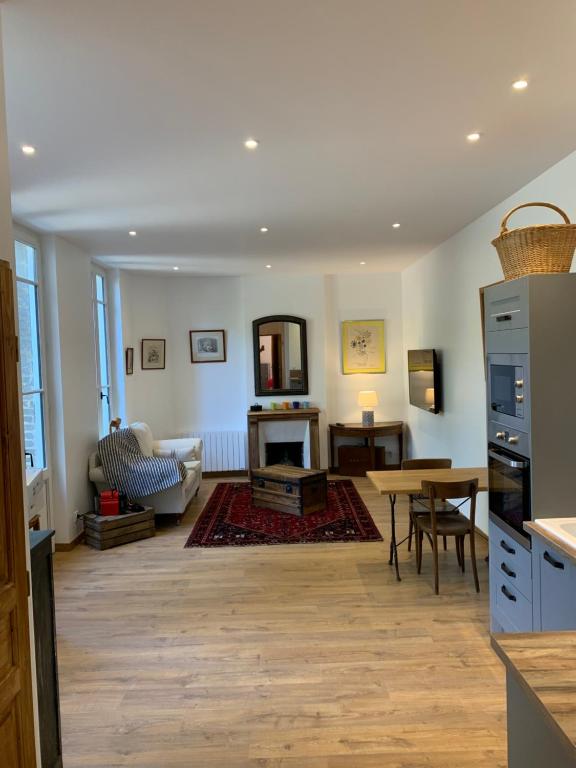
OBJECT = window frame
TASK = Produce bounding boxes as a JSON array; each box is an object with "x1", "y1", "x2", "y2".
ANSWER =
[
  {"x1": 14, "y1": 234, "x2": 48, "y2": 471},
  {"x1": 92, "y1": 267, "x2": 113, "y2": 437}
]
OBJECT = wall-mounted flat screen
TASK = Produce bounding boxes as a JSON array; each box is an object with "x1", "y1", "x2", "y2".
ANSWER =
[{"x1": 408, "y1": 349, "x2": 440, "y2": 414}]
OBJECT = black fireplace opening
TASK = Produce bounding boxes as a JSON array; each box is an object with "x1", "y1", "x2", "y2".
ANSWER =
[{"x1": 265, "y1": 441, "x2": 304, "y2": 468}]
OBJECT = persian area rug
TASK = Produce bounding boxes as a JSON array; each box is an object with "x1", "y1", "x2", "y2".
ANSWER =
[{"x1": 185, "y1": 480, "x2": 383, "y2": 548}]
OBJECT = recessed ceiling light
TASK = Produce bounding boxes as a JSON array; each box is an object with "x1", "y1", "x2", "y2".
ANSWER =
[
  {"x1": 128, "y1": 230, "x2": 137, "y2": 236},
  {"x1": 173, "y1": 266, "x2": 179, "y2": 271},
  {"x1": 512, "y1": 79, "x2": 528, "y2": 91},
  {"x1": 392, "y1": 222, "x2": 401, "y2": 229},
  {"x1": 244, "y1": 138, "x2": 259, "y2": 150},
  {"x1": 467, "y1": 132, "x2": 481, "y2": 142},
  {"x1": 21, "y1": 144, "x2": 36, "y2": 156},
  {"x1": 360, "y1": 261, "x2": 366, "y2": 265},
  {"x1": 265, "y1": 264, "x2": 272, "y2": 269},
  {"x1": 260, "y1": 226, "x2": 269, "y2": 233}
]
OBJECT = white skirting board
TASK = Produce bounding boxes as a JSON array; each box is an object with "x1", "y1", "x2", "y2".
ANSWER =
[{"x1": 185, "y1": 430, "x2": 248, "y2": 472}]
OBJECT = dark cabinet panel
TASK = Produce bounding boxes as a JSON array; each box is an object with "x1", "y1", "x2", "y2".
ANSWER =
[{"x1": 30, "y1": 529, "x2": 63, "y2": 768}]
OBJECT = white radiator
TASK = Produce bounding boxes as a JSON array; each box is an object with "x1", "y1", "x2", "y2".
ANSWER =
[{"x1": 186, "y1": 430, "x2": 248, "y2": 472}]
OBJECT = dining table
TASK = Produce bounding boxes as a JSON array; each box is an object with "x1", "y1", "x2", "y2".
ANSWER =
[{"x1": 367, "y1": 467, "x2": 489, "y2": 581}]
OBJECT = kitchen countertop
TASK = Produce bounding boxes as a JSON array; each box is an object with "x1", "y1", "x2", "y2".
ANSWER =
[
  {"x1": 525, "y1": 520, "x2": 576, "y2": 562},
  {"x1": 492, "y1": 632, "x2": 576, "y2": 755}
]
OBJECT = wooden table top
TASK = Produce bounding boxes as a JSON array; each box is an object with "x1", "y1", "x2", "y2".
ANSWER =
[
  {"x1": 492, "y1": 632, "x2": 576, "y2": 754},
  {"x1": 367, "y1": 466, "x2": 488, "y2": 495}
]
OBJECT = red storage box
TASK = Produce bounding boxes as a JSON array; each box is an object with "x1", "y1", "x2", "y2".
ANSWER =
[{"x1": 99, "y1": 490, "x2": 120, "y2": 516}]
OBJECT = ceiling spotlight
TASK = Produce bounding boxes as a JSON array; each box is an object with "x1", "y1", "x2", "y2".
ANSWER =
[
  {"x1": 512, "y1": 79, "x2": 528, "y2": 91},
  {"x1": 244, "y1": 138, "x2": 259, "y2": 150},
  {"x1": 173, "y1": 266, "x2": 179, "y2": 271},
  {"x1": 21, "y1": 144, "x2": 36, "y2": 156},
  {"x1": 265, "y1": 264, "x2": 272, "y2": 269},
  {"x1": 360, "y1": 261, "x2": 366, "y2": 265},
  {"x1": 260, "y1": 226, "x2": 269, "y2": 233},
  {"x1": 128, "y1": 230, "x2": 137, "y2": 236},
  {"x1": 467, "y1": 132, "x2": 481, "y2": 143},
  {"x1": 392, "y1": 222, "x2": 401, "y2": 229}
]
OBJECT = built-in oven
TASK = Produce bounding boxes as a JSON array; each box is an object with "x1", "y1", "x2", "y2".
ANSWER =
[
  {"x1": 487, "y1": 353, "x2": 529, "y2": 433},
  {"x1": 488, "y1": 443, "x2": 531, "y2": 537}
]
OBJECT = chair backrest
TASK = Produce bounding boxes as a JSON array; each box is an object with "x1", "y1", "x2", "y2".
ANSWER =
[
  {"x1": 401, "y1": 458, "x2": 452, "y2": 470},
  {"x1": 421, "y1": 478, "x2": 479, "y2": 529}
]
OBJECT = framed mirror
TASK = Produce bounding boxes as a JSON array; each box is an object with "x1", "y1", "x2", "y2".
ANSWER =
[{"x1": 253, "y1": 315, "x2": 308, "y2": 396}]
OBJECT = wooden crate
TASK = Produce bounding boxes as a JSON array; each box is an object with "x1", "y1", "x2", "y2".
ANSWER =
[
  {"x1": 84, "y1": 507, "x2": 155, "y2": 550},
  {"x1": 251, "y1": 464, "x2": 327, "y2": 516}
]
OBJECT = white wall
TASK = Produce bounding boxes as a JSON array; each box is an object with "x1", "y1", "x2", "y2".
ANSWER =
[
  {"x1": 122, "y1": 273, "x2": 248, "y2": 437},
  {"x1": 119, "y1": 271, "x2": 406, "y2": 467},
  {"x1": 402, "y1": 149, "x2": 576, "y2": 533},
  {"x1": 43, "y1": 234, "x2": 99, "y2": 544}
]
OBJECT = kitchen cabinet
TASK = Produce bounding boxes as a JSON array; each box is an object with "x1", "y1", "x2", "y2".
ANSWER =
[
  {"x1": 489, "y1": 515, "x2": 532, "y2": 633},
  {"x1": 531, "y1": 530, "x2": 576, "y2": 632}
]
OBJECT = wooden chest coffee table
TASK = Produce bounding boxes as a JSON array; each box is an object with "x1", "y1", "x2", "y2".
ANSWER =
[{"x1": 251, "y1": 464, "x2": 327, "y2": 517}]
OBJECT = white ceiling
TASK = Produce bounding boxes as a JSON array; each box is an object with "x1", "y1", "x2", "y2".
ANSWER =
[{"x1": 3, "y1": 0, "x2": 576, "y2": 275}]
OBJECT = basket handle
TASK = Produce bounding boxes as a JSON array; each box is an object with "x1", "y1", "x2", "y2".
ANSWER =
[{"x1": 500, "y1": 202, "x2": 571, "y2": 234}]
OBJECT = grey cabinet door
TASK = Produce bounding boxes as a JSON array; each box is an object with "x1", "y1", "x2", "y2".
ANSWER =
[{"x1": 537, "y1": 540, "x2": 576, "y2": 631}]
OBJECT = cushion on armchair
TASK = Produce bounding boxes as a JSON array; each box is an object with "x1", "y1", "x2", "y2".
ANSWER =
[
  {"x1": 153, "y1": 439, "x2": 202, "y2": 462},
  {"x1": 130, "y1": 422, "x2": 154, "y2": 456}
]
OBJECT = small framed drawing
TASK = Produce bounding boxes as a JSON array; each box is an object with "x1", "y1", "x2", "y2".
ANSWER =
[
  {"x1": 341, "y1": 320, "x2": 386, "y2": 374},
  {"x1": 125, "y1": 347, "x2": 134, "y2": 375},
  {"x1": 141, "y1": 338, "x2": 166, "y2": 370},
  {"x1": 190, "y1": 329, "x2": 226, "y2": 363}
]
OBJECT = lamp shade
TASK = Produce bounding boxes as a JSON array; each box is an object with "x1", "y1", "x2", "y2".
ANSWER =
[{"x1": 357, "y1": 390, "x2": 378, "y2": 408}]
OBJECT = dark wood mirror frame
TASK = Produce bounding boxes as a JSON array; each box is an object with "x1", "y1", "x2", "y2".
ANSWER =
[{"x1": 252, "y1": 315, "x2": 309, "y2": 396}]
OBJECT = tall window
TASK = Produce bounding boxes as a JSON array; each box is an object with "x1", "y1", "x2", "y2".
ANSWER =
[
  {"x1": 92, "y1": 271, "x2": 112, "y2": 437},
  {"x1": 15, "y1": 241, "x2": 46, "y2": 468}
]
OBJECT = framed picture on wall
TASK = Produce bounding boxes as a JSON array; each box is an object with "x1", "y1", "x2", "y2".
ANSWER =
[
  {"x1": 125, "y1": 347, "x2": 134, "y2": 375},
  {"x1": 190, "y1": 329, "x2": 226, "y2": 363},
  {"x1": 341, "y1": 320, "x2": 386, "y2": 374},
  {"x1": 141, "y1": 338, "x2": 166, "y2": 370}
]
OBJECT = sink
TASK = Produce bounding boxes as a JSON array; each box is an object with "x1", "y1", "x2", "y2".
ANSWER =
[{"x1": 533, "y1": 518, "x2": 576, "y2": 551}]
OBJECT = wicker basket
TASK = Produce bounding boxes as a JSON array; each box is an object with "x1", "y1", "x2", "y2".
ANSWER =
[{"x1": 491, "y1": 202, "x2": 576, "y2": 280}]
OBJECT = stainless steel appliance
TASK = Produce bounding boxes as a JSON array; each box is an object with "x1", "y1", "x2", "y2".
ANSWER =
[
  {"x1": 488, "y1": 444, "x2": 530, "y2": 535},
  {"x1": 487, "y1": 353, "x2": 529, "y2": 435}
]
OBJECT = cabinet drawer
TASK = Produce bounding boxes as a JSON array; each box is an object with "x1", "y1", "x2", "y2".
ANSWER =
[
  {"x1": 485, "y1": 280, "x2": 528, "y2": 332},
  {"x1": 489, "y1": 524, "x2": 532, "y2": 600},
  {"x1": 492, "y1": 566, "x2": 533, "y2": 632}
]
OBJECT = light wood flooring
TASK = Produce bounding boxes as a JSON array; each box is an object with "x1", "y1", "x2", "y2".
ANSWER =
[{"x1": 53, "y1": 477, "x2": 507, "y2": 767}]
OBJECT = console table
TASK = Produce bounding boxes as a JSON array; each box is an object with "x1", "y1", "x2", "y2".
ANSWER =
[{"x1": 329, "y1": 421, "x2": 404, "y2": 476}]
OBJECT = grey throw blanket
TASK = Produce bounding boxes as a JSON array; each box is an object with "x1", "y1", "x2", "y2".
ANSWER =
[{"x1": 98, "y1": 428, "x2": 187, "y2": 499}]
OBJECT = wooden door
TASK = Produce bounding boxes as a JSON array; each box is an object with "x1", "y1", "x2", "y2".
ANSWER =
[{"x1": 0, "y1": 259, "x2": 37, "y2": 766}]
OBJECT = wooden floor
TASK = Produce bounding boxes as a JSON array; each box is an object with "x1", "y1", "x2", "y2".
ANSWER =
[{"x1": 53, "y1": 477, "x2": 507, "y2": 767}]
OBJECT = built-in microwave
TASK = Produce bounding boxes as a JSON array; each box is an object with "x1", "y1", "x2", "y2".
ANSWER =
[{"x1": 487, "y1": 353, "x2": 529, "y2": 432}]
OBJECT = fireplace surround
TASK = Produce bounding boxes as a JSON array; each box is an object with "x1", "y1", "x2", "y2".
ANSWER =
[{"x1": 247, "y1": 408, "x2": 320, "y2": 473}]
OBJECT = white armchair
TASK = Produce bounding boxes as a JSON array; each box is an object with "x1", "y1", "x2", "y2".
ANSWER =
[{"x1": 88, "y1": 422, "x2": 203, "y2": 522}]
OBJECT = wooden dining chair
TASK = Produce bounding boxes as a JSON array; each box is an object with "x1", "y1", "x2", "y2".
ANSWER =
[
  {"x1": 415, "y1": 478, "x2": 480, "y2": 595},
  {"x1": 401, "y1": 458, "x2": 455, "y2": 552}
]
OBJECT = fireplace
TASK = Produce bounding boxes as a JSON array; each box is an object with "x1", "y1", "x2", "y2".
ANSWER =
[
  {"x1": 265, "y1": 441, "x2": 304, "y2": 467},
  {"x1": 247, "y1": 407, "x2": 321, "y2": 472}
]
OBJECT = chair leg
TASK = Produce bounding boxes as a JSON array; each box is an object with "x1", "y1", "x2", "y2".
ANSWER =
[
  {"x1": 408, "y1": 516, "x2": 413, "y2": 552},
  {"x1": 432, "y1": 533, "x2": 439, "y2": 595},
  {"x1": 458, "y1": 536, "x2": 465, "y2": 573},
  {"x1": 443, "y1": 535, "x2": 447, "y2": 551},
  {"x1": 469, "y1": 531, "x2": 480, "y2": 593},
  {"x1": 455, "y1": 536, "x2": 462, "y2": 569},
  {"x1": 417, "y1": 529, "x2": 423, "y2": 574}
]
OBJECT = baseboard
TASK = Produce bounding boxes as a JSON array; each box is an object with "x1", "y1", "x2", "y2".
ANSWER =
[
  {"x1": 475, "y1": 525, "x2": 488, "y2": 542},
  {"x1": 203, "y1": 470, "x2": 249, "y2": 478},
  {"x1": 55, "y1": 530, "x2": 85, "y2": 552}
]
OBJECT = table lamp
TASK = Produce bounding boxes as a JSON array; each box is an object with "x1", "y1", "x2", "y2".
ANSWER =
[{"x1": 358, "y1": 390, "x2": 378, "y2": 427}]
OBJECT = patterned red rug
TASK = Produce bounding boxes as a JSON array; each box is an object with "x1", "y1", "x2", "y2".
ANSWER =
[{"x1": 185, "y1": 480, "x2": 383, "y2": 547}]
